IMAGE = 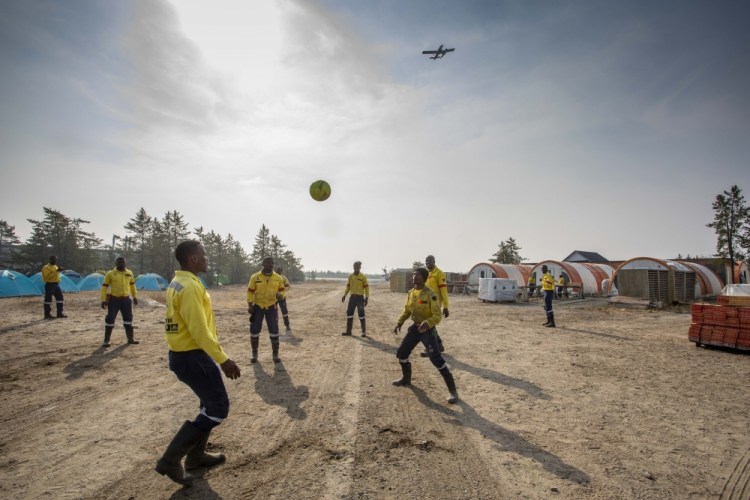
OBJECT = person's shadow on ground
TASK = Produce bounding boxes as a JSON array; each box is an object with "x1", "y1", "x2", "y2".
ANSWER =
[
  {"x1": 0, "y1": 319, "x2": 53, "y2": 335},
  {"x1": 63, "y1": 344, "x2": 129, "y2": 380},
  {"x1": 167, "y1": 468, "x2": 222, "y2": 500},
  {"x1": 361, "y1": 335, "x2": 550, "y2": 399},
  {"x1": 408, "y1": 384, "x2": 590, "y2": 484},
  {"x1": 280, "y1": 330, "x2": 304, "y2": 346},
  {"x1": 252, "y1": 361, "x2": 309, "y2": 420}
]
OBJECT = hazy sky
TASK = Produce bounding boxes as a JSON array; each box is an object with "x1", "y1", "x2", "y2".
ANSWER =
[{"x1": 2, "y1": 0, "x2": 749, "y2": 274}]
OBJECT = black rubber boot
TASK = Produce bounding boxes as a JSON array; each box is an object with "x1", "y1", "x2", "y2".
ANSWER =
[
  {"x1": 545, "y1": 312, "x2": 556, "y2": 328},
  {"x1": 250, "y1": 337, "x2": 259, "y2": 363},
  {"x1": 543, "y1": 312, "x2": 550, "y2": 326},
  {"x1": 271, "y1": 339, "x2": 281, "y2": 363},
  {"x1": 185, "y1": 429, "x2": 225, "y2": 470},
  {"x1": 392, "y1": 362, "x2": 412, "y2": 386},
  {"x1": 56, "y1": 302, "x2": 67, "y2": 318},
  {"x1": 125, "y1": 325, "x2": 139, "y2": 344},
  {"x1": 44, "y1": 302, "x2": 53, "y2": 319},
  {"x1": 441, "y1": 369, "x2": 459, "y2": 404},
  {"x1": 102, "y1": 326, "x2": 113, "y2": 347},
  {"x1": 360, "y1": 318, "x2": 367, "y2": 337},
  {"x1": 155, "y1": 421, "x2": 205, "y2": 486},
  {"x1": 341, "y1": 318, "x2": 353, "y2": 336}
]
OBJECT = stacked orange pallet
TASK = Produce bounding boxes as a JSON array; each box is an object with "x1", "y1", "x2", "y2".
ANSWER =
[{"x1": 689, "y1": 303, "x2": 750, "y2": 350}]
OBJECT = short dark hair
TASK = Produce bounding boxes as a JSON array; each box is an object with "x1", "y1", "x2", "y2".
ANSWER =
[
  {"x1": 354, "y1": 261, "x2": 362, "y2": 266},
  {"x1": 175, "y1": 240, "x2": 201, "y2": 267},
  {"x1": 414, "y1": 267, "x2": 429, "y2": 281}
]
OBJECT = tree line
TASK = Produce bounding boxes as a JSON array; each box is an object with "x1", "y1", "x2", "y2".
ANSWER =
[{"x1": 0, "y1": 208, "x2": 304, "y2": 285}]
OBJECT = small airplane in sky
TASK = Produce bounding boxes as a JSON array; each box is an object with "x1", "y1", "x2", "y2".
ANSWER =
[{"x1": 422, "y1": 44, "x2": 455, "y2": 60}]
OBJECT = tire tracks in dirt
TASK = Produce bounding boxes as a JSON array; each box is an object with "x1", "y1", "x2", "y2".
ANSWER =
[{"x1": 720, "y1": 444, "x2": 750, "y2": 500}]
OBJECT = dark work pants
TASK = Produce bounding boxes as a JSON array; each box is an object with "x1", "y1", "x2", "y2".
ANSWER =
[
  {"x1": 105, "y1": 297, "x2": 133, "y2": 327},
  {"x1": 397, "y1": 324, "x2": 448, "y2": 371},
  {"x1": 544, "y1": 290, "x2": 554, "y2": 313},
  {"x1": 168, "y1": 350, "x2": 229, "y2": 433},
  {"x1": 346, "y1": 295, "x2": 366, "y2": 320},
  {"x1": 249, "y1": 304, "x2": 279, "y2": 339},
  {"x1": 44, "y1": 283, "x2": 64, "y2": 315},
  {"x1": 278, "y1": 298, "x2": 290, "y2": 327}
]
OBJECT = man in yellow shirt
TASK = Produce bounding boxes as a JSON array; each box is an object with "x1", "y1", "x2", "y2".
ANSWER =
[
  {"x1": 100, "y1": 257, "x2": 139, "y2": 347},
  {"x1": 155, "y1": 240, "x2": 241, "y2": 486},
  {"x1": 247, "y1": 257, "x2": 286, "y2": 362},
  {"x1": 41, "y1": 255, "x2": 66, "y2": 319},
  {"x1": 527, "y1": 272, "x2": 537, "y2": 298},
  {"x1": 420, "y1": 255, "x2": 449, "y2": 357},
  {"x1": 275, "y1": 266, "x2": 292, "y2": 334},
  {"x1": 393, "y1": 267, "x2": 458, "y2": 404},
  {"x1": 341, "y1": 261, "x2": 369, "y2": 337},
  {"x1": 541, "y1": 265, "x2": 556, "y2": 328}
]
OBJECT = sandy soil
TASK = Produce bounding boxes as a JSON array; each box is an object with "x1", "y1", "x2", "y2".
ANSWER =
[{"x1": 1, "y1": 281, "x2": 749, "y2": 500}]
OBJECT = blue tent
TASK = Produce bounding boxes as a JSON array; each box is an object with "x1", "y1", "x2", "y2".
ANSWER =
[
  {"x1": 0, "y1": 270, "x2": 42, "y2": 297},
  {"x1": 78, "y1": 273, "x2": 105, "y2": 291},
  {"x1": 62, "y1": 270, "x2": 82, "y2": 284},
  {"x1": 30, "y1": 272, "x2": 80, "y2": 293},
  {"x1": 135, "y1": 273, "x2": 168, "y2": 291}
]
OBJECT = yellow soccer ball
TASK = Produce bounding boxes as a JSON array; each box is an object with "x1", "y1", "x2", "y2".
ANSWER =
[{"x1": 309, "y1": 180, "x2": 331, "y2": 202}]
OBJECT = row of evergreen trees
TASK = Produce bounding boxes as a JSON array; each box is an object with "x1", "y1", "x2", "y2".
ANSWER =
[{"x1": 0, "y1": 208, "x2": 304, "y2": 285}]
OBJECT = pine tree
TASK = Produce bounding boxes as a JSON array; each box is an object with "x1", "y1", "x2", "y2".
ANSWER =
[
  {"x1": 491, "y1": 237, "x2": 525, "y2": 265},
  {"x1": 124, "y1": 208, "x2": 153, "y2": 275},
  {"x1": 707, "y1": 185, "x2": 750, "y2": 284},
  {"x1": 0, "y1": 220, "x2": 21, "y2": 268},
  {"x1": 160, "y1": 211, "x2": 190, "y2": 279},
  {"x1": 250, "y1": 224, "x2": 271, "y2": 270},
  {"x1": 0, "y1": 220, "x2": 21, "y2": 251},
  {"x1": 22, "y1": 208, "x2": 102, "y2": 273},
  {"x1": 225, "y1": 234, "x2": 252, "y2": 285}
]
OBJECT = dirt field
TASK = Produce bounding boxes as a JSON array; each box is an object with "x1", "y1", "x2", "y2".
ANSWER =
[{"x1": 1, "y1": 281, "x2": 749, "y2": 499}]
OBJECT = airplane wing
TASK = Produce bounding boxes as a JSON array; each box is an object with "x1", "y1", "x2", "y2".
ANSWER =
[
  {"x1": 444, "y1": 48, "x2": 455, "y2": 53},
  {"x1": 422, "y1": 50, "x2": 438, "y2": 54}
]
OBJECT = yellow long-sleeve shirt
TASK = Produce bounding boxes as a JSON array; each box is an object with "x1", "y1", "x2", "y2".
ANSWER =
[
  {"x1": 542, "y1": 271, "x2": 555, "y2": 291},
  {"x1": 101, "y1": 268, "x2": 137, "y2": 301},
  {"x1": 427, "y1": 266, "x2": 450, "y2": 309},
  {"x1": 396, "y1": 286, "x2": 442, "y2": 329},
  {"x1": 41, "y1": 264, "x2": 61, "y2": 283},
  {"x1": 344, "y1": 273, "x2": 369, "y2": 297},
  {"x1": 165, "y1": 270, "x2": 228, "y2": 364},
  {"x1": 246, "y1": 271, "x2": 286, "y2": 308}
]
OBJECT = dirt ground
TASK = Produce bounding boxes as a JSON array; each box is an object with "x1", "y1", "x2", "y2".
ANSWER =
[{"x1": 1, "y1": 281, "x2": 749, "y2": 500}]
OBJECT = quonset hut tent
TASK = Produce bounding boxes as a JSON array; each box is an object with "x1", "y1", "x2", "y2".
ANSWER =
[
  {"x1": 527, "y1": 260, "x2": 615, "y2": 297},
  {"x1": 609, "y1": 257, "x2": 705, "y2": 305},
  {"x1": 676, "y1": 260, "x2": 724, "y2": 298},
  {"x1": 77, "y1": 273, "x2": 105, "y2": 291},
  {"x1": 467, "y1": 263, "x2": 532, "y2": 288},
  {"x1": 29, "y1": 273, "x2": 80, "y2": 293},
  {"x1": 0, "y1": 270, "x2": 42, "y2": 297},
  {"x1": 135, "y1": 273, "x2": 168, "y2": 291}
]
